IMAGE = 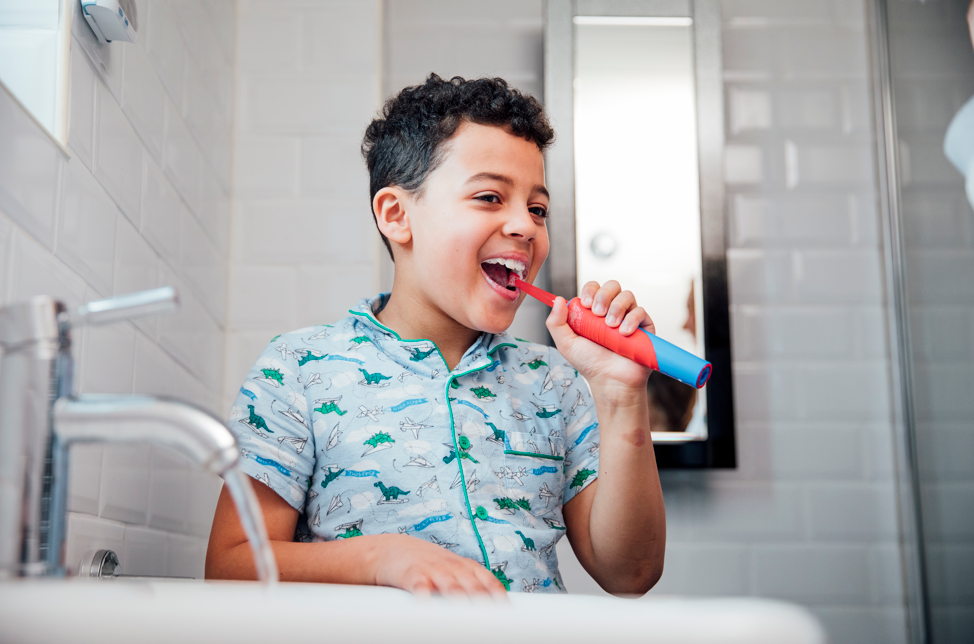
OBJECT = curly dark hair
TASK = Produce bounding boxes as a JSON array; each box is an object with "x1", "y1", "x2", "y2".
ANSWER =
[{"x1": 361, "y1": 74, "x2": 555, "y2": 259}]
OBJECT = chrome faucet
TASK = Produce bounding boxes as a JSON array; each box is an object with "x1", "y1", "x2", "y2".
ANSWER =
[{"x1": 0, "y1": 288, "x2": 277, "y2": 581}]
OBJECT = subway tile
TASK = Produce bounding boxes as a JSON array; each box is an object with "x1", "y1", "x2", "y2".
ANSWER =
[
  {"x1": 729, "y1": 88, "x2": 772, "y2": 134},
  {"x1": 810, "y1": 606, "x2": 909, "y2": 644},
  {"x1": 94, "y1": 82, "x2": 143, "y2": 226},
  {"x1": 68, "y1": 39, "x2": 97, "y2": 170},
  {"x1": 788, "y1": 141, "x2": 875, "y2": 188},
  {"x1": 64, "y1": 512, "x2": 126, "y2": 575},
  {"x1": 751, "y1": 545, "x2": 870, "y2": 602},
  {"x1": 140, "y1": 155, "x2": 183, "y2": 268},
  {"x1": 915, "y1": 423, "x2": 974, "y2": 483},
  {"x1": 239, "y1": 76, "x2": 377, "y2": 135},
  {"x1": 0, "y1": 214, "x2": 12, "y2": 304},
  {"x1": 202, "y1": 0, "x2": 236, "y2": 68},
  {"x1": 100, "y1": 443, "x2": 151, "y2": 525},
  {"x1": 166, "y1": 533, "x2": 206, "y2": 579},
  {"x1": 235, "y1": 200, "x2": 376, "y2": 266},
  {"x1": 186, "y1": 471, "x2": 223, "y2": 539},
  {"x1": 169, "y1": 0, "x2": 228, "y2": 79},
  {"x1": 776, "y1": 87, "x2": 837, "y2": 130},
  {"x1": 731, "y1": 193, "x2": 853, "y2": 248},
  {"x1": 911, "y1": 308, "x2": 974, "y2": 363},
  {"x1": 694, "y1": 482, "x2": 805, "y2": 541},
  {"x1": 144, "y1": 0, "x2": 186, "y2": 106},
  {"x1": 869, "y1": 543, "x2": 907, "y2": 605},
  {"x1": 147, "y1": 445, "x2": 191, "y2": 534},
  {"x1": 235, "y1": 136, "x2": 300, "y2": 198},
  {"x1": 171, "y1": 362, "x2": 220, "y2": 416},
  {"x1": 181, "y1": 58, "x2": 226, "y2": 177},
  {"x1": 56, "y1": 157, "x2": 118, "y2": 295},
  {"x1": 731, "y1": 363, "x2": 804, "y2": 422},
  {"x1": 300, "y1": 136, "x2": 369, "y2": 200},
  {"x1": 913, "y1": 363, "x2": 974, "y2": 423},
  {"x1": 236, "y1": 11, "x2": 302, "y2": 73},
  {"x1": 920, "y1": 483, "x2": 974, "y2": 541},
  {"x1": 905, "y1": 250, "x2": 974, "y2": 307},
  {"x1": 9, "y1": 228, "x2": 88, "y2": 309},
  {"x1": 769, "y1": 425, "x2": 864, "y2": 480},
  {"x1": 79, "y1": 321, "x2": 136, "y2": 395},
  {"x1": 724, "y1": 145, "x2": 764, "y2": 184},
  {"x1": 807, "y1": 484, "x2": 899, "y2": 541},
  {"x1": 0, "y1": 83, "x2": 61, "y2": 249},
  {"x1": 385, "y1": 0, "x2": 540, "y2": 23},
  {"x1": 305, "y1": 5, "x2": 380, "y2": 77},
  {"x1": 721, "y1": 0, "x2": 834, "y2": 23},
  {"x1": 801, "y1": 364, "x2": 891, "y2": 421},
  {"x1": 863, "y1": 424, "x2": 898, "y2": 482},
  {"x1": 732, "y1": 306, "x2": 854, "y2": 360},
  {"x1": 794, "y1": 249, "x2": 884, "y2": 304},
  {"x1": 132, "y1": 331, "x2": 176, "y2": 397},
  {"x1": 162, "y1": 98, "x2": 201, "y2": 213},
  {"x1": 228, "y1": 265, "x2": 297, "y2": 332},
  {"x1": 197, "y1": 165, "x2": 230, "y2": 256},
  {"x1": 121, "y1": 41, "x2": 167, "y2": 162},
  {"x1": 779, "y1": 27, "x2": 869, "y2": 78},
  {"x1": 650, "y1": 544, "x2": 749, "y2": 595},
  {"x1": 296, "y1": 265, "x2": 377, "y2": 329},
  {"x1": 122, "y1": 525, "x2": 168, "y2": 577},
  {"x1": 726, "y1": 249, "x2": 792, "y2": 304},
  {"x1": 157, "y1": 263, "x2": 223, "y2": 388},
  {"x1": 900, "y1": 192, "x2": 971, "y2": 250},
  {"x1": 722, "y1": 28, "x2": 775, "y2": 77},
  {"x1": 180, "y1": 209, "x2": 227, "y2": 325},
  {"x1": 66, "y1": 443, "x2": 103, "y2": 515},
  {"x1": 114, "y1": 214, "x2": 160, "y2": 336}
]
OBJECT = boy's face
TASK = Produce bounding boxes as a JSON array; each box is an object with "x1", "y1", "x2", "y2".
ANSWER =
[{"x1": 398, "y1": 122, "x2": 550, "y2": 334}]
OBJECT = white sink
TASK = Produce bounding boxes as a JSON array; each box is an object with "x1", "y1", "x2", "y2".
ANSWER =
[{"x1": 0, "y1": 579, "x2": 827, "y2": 644}]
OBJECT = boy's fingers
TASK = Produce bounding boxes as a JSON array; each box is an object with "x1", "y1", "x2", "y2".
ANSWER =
[
  {"x1": 621, "y1": 307, "x2": 654, "y2": 335},
  {"x1": 592, "y1": 281, "x2": 621, "y2": 316},
  {"x1": 545, "y1": 297, "x2": 575, "y2": 346},
  {"x1": 605, "y1": 290, "x2": 636, "y2": 327},
  {"x1": 474, "y1": 565, "x2": 509, "y2": 596},
  {"x1": 579, "y1": 281, "x2": 601, "y2": 307}
]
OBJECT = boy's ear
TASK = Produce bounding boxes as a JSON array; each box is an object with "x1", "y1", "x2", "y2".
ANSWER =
[{"x1": 373, "y1": 187, "x2": 412, "y2": 248}]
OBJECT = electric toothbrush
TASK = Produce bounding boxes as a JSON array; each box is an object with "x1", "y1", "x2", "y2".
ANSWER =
[{"x1": 514, "y1": 278, "x2": 712, "y2": 389}]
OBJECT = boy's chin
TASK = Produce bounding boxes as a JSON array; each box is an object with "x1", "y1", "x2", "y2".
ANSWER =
[{"x1": 469, "y1": 308, "x2": 518, "y2": 335}]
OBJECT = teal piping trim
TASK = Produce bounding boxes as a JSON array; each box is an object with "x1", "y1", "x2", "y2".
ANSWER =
[
  {"x1": 487, "y1": 342, "x2": 517, "y2": 354},
  {"x1": 349, "y1": 309, "x2": 449, "y2": 369},
  {"x1": 503, "y1": 450, "x2": 564, "y2": 461},
  {"x1": 351, "y1": 308, "x2": 494, "y2": 569}
]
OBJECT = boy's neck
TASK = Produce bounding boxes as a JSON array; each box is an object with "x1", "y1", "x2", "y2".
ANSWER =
[{"x1": 375, "y1": 287, "x2": 482, "y2": 372}]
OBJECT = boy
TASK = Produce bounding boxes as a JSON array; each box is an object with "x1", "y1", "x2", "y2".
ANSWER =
[{"x1": 206, "y1": 75, "x2": 665, "y2": 596}]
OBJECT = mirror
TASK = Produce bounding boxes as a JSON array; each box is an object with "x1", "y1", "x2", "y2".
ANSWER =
[{"x1": 544, "y1": 0, "x2": 735, "y2": 467}]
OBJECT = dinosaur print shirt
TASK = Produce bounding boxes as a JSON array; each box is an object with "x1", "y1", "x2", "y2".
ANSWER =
[{"x1": 228, "y1": 294, "x2": 601, "y2": 593}]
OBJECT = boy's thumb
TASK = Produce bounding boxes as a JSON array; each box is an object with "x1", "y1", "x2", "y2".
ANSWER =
[{"x1": 545, "y1": 297, "x2": 575, "y2": 344}]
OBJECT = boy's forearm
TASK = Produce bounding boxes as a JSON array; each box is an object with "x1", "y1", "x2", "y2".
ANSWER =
[
  {"x1": 585, "y1": 386, "x2": 666, "y2": 593},
  {"x1": 207, "y1": 535, "x2": 386, "y2": 584}
]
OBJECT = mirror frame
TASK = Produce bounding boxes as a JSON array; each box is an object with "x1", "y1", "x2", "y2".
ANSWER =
[{"x1": 543, "y1": 0, "x2": 735, "y2": 467}]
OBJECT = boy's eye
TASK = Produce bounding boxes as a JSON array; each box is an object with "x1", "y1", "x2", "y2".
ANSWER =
[
  {"x1": 476, "y1": 194, "x2": 501, "y2": 204},
  {"x1": 529, "y1": 207, "x2": 548, "y2": 218}
]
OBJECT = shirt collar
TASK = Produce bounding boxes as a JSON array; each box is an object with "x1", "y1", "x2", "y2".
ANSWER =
[{"x1": 349, "y1": 294, "x2": 518, "y2": 370}]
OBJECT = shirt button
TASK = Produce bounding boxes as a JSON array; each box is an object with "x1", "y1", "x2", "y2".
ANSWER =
[
  {"x1": 475, "y1": 506, "x2": 488, "y2": 520},
  {"x1": 458, "y1": 435, "x2": 471, "y2": 450}
]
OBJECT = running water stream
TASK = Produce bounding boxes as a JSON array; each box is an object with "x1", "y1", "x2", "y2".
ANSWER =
[{"x1": 222, "y1": 466, "x2": 279, "y2": 584}]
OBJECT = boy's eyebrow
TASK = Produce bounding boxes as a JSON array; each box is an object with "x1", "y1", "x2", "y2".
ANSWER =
[{"x1": 465, "y1": 172, "x2": 550, "y2": 199}]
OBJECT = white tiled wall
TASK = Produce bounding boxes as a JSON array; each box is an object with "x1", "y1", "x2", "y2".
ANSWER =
[
  {"x1": 224, "y1": 0, "x2": 382, "y2": 410},
  {"x1": 0, "y1": 0, "x2": 235, "y2": 578}
]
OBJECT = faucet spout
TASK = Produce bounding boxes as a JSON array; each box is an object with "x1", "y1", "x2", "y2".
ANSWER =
[{"x1": 52, "y1": 395, "x2": 239, "y2": 475}]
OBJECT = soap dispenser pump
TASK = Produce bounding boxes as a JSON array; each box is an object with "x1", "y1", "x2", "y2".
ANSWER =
[{"x1": 81, "y1": 0, "x2": 138, "y2": 44}]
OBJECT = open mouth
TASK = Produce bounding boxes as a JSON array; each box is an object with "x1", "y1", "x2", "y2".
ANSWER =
[{"x1": 481, "y1": 258, "x2": 526, "y2": 293}]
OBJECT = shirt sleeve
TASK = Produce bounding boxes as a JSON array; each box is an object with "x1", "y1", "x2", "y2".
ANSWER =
[
  {"x1": 554, "y1": 352, "x2": 600, "y2": 505},
  {"x1": 227, "y1": 338, "x2": 315, "y2": 511}
]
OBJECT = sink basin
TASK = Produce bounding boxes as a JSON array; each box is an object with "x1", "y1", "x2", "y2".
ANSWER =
[{"x1": 0, "y1": 579, "x2": 826, "y2": 644}]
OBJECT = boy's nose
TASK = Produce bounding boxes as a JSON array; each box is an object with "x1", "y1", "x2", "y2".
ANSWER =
[{"x1": 502, "y1": 207, "x2": 539, "y2": 241}]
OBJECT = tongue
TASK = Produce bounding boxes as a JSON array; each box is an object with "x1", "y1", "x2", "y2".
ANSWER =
[{"x1": 482, "y1": 262, "x2": 509, "y2": 287}]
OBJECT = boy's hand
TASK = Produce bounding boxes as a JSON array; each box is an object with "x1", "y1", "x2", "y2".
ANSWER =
[
  {"x1": 372, "y1": 534, "x2": 508, "y2": 597},
  {"x1": 545, "y1": 280, "x2": 655, "y2": 396}
]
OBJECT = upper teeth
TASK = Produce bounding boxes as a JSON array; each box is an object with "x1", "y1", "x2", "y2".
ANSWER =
[{"x1": 483, "y1": 258, "x2": 526, "y2": 278}]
